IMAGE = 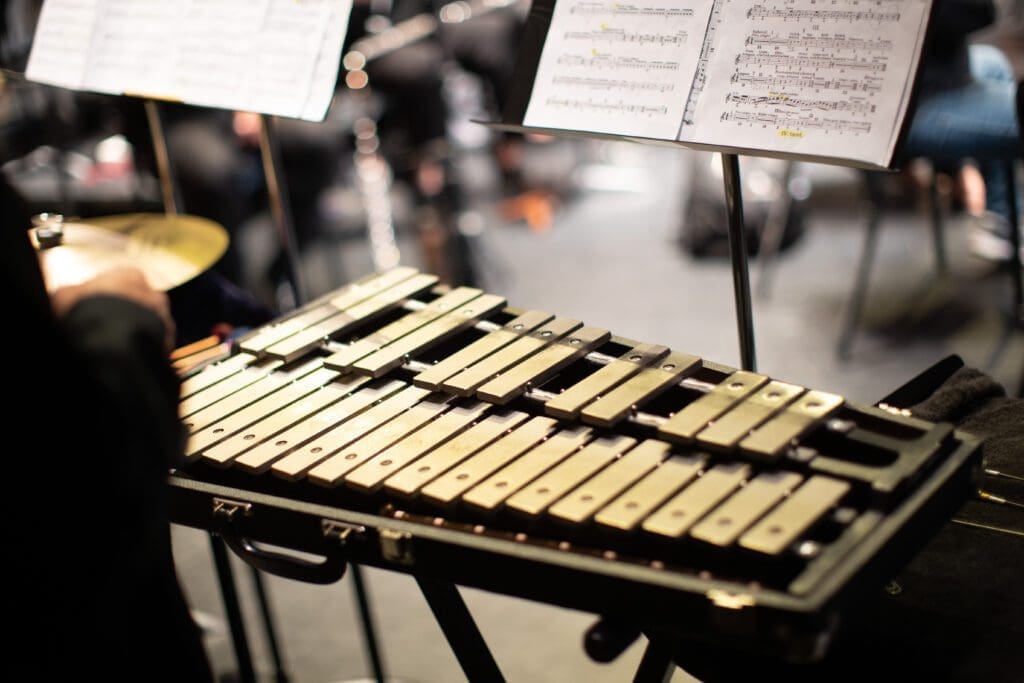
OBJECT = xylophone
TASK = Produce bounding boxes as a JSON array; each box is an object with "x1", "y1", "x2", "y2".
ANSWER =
[{"x1": 168, "y1": 266, "x2": 980, "y2": 662}]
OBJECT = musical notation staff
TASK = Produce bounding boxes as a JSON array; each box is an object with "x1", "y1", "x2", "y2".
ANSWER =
[
  {"x1": 545, "y1": 98, "x2": 670, "y2": 117},
  {"x1": 552, "y1": 76, "x2": 677, "y2": 93},
  {"x1": 569, "y1": 2, "x2": 696, "y2": 19},
  {"x1": 730, "y1": 71, "x2": 883, "y2": 94},
  {"x1": 746, "y1": 6, "x2": 902, "y2": 23},
  {"x1": 556, "y1": 53, "x2": 681, "y2": 72},
  {"x1": 726, "y1": 93, "x2": 876, "y2": 115},
  {"x1": 745, "y1": 32, "x2": 893, "y2": 52},
  {"x1": 720, "y1": 110, "x2": 872, "y2": 134},
  {"x1": 734, "y1": 53, "x2": 888, "y2": 72},
  {"x1": 563, "y1": 29, "x2": 688, "y2": 47}
]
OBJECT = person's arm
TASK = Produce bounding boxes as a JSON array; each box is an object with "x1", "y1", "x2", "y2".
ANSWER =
[{"x1": 52, "y1": 267, "x2": 184, "y2": 468}]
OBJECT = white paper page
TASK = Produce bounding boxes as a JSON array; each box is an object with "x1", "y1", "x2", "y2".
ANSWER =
[
  {"x1": 524, "y1": 1, "x2": 715, "y2": 139},
  {"x1": 25, "y1": 0, "x2": 102, "y2": 91},
  {"x1": 686, "y1": 0, "x2": 931, "y2": 166},
  {"x1": 25, "y1": 0, "x2": 352, "y2": 121}
]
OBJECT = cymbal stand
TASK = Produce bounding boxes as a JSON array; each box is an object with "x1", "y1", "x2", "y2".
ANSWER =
[{"x1": 146, "y1": 99, "x2": 291, "y2": 683}]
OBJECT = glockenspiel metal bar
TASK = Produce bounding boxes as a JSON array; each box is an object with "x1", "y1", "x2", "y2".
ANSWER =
[
  {"x1": 642, "y1": 463, "x2": 751, "y2": 539},
  {"x1": 179, "y1": 360, "x2": 283, "y2": 418},
  {"x1": 690, "y1": 471, "x2": 804, "y2": 547},
  {"x1": 345, "y1": 401, "x2": 492, "y2": 492},
  {"x1": 233, "y1": 378, "x2": 399, "y2": 474},
  {"x1": 695, "y1": 380, "x2": 804, "y2": 449},
  {"x1": 413, "y1": 310, "x2": 554, "y2": 390},
  {"x1": 594, "y1": 455, "x2": 706, "y2": 532},
  {"x1": 179, "y1": 352, "x2": 257, "y2": 398},
  {"x1": 740, "y1": 476, "x2": 850, "y2": 555},
  {"x1": 581, "y1": 352, "x2": 701, "y2": 428},
  {"x1": 544, "y1": 343, "x2": 669, "y2": 420}
]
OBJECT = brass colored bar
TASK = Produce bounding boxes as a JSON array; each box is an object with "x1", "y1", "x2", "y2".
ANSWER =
[
  {"x1": 239, "y1": 266, "x2": 419, "y2": 354},
  {"x1": 420, "y1": 416, "x2": 557, "y2": 505},
  {"x1": 740, "y1": 476, "x2": 850, "y2": 555},
  {"x1": 199, "y1": 382, "x2": 351, "y2": 466},
  {"x1": 442, "y1": 317, "x2": 582, "y2": 397},
  {"x1": 383, "y1": 410, "x2": 530, "y2": 496},
  {"x1": 306, "y1": 394, "x2": 454, "y2": 486},
  {"x1": 658, "y1": 370, "x2": 769, "y2": 442},
  {"x1": 477, "y1": 326, "x2": 610, "y2": 405},
  {"x1": 182, "y1": 359, "x2": 322, "y2": 434},
  {"x1": 345, "y1": 401, "x2": 491, "y2": 491},
  {"x1": 324, "y1": 287, "x2": 483, "y2": 369},
  {"x1": 327, "y1": 265, "x2": 420, "y2": 310},
  {"x1": 581, "y1": 352, "x2": 701, "y2": 428},
  {"x1": 505, "y1": 435, "x2": 636, "y2": 517},
  {"x1": 462, "y1": 425, "x2": 592, "y2": 511},
  {"x1": 544, "y1": 344, "x2": 669, "y2": 420},
  {"x1": 233, "y1": 378, "x2": 399, "y2": 473},
  {"x1": 641, "y1": 463, "x2": 751, "y2": 538},
  {"x1": 265, "y1": 273, "x2": 438, "y2": 362},
  {"x1": 739, "y1": 391, "x2": 844, "y2": 458},
  {"x1": 238, "y1": 304, "x2": 340, "y2": 355},
  {"x1": 271, "y1": 386, "x2": 431, "y2": 480},
  {"x1": 179, "y1": 362, "x2": 282, "y2": 418},
  {"x1": 413, "y1": 310, "x2": 554, "y2": 390},
  {"x1": 179, "y1": 352, "x2": 256, "y2": 398},
  {"x1": 690, "y1": 471, "x2": 804, "y2": 547},
  {"x1": 548, "y1": 439, "x2": 669, "y2": 524},
  {"x1": 594, "y1": 454, "x2": 706, "y2": 532},
  {"x1": 187, "y1": 367, "x2": 339, "y2": 459},
  {"x1": 352, "y1": 294, "x2": 507, "y2": 378},
  {"x1": 696, "y1": 381, "x2": 804, "y2": 449}
]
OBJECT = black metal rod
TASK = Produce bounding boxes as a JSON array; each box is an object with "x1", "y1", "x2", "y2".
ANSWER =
[
  {"x1": 210, "y1": 535, "x2": 258, "y2": 683},
  {"x1": 259, "y1": 114, "x2": 306, "y2": 306},
  {"x1": 632, "y1": 637, "x2": 676, "y2": 683},
  {"x1": 350, "y1": 565, "x2": 387, "y2": 683},
  {"x1": 416, "y1": 576, "x2": 504, "y2": 683},
  {"x1": 249, "y1": 565, "x2": 291, "y2": 683},
  {"x1": 720, "y1": 153, "x2": 758, "y2": 371},
  {"x1": 143, "y1": 99, "x2": 181, "y2": 216},
  {"x1": 1005, "y1": 160, "x2": 1022, "y2": 319},
  {"x1": 837, "y1": 189, "x2": 883, "y2": 360}
]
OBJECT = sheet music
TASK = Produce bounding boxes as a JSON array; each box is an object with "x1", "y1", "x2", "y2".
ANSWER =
[
  {"x1": 26, "y1": 0, "x2": 352, "y2": 121},
  {"x1": 524, "y1": 1, "x2": 715, "y2": 139},
  {"x1": 683, "y1": 0, "x2": 931, "y2": 164}
]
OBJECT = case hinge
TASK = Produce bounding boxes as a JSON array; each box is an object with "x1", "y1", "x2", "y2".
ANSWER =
[
  {"x1": 212, "y1": 497, "x2": 254, "y2": 520},
  {"x1": 321, "y1": 519, "x2": 366, "y2": 545}
]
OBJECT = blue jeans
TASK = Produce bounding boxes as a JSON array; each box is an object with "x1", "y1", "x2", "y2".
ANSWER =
[{"x1": 903, "y1": 45, "x2": 1022, "y2": 223}]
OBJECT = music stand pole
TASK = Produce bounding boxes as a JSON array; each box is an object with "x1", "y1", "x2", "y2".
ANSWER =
[
  {"x1": 259, "y1": 114, "x2": 307, "y2": 306},
  {"x1": 143, "y1": 99, "x2": 181, "y2": 216},
  {"x1": 720, "y1": 153, "x2": 758, "y2": 372}
]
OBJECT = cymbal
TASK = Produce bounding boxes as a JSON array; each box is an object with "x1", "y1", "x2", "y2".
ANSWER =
[{"x1": 32, "y1": 213, "x2": 229, "y2": 292}]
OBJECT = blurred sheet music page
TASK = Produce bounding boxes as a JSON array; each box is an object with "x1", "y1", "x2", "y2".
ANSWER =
[
  {"x1": 26, "y1": 0, "x2": 353, "y2": 121},
  {"x1": 682, "y1": 0, "x2": 931, "y2": 166},
  {"x1": 523, "y1": 1, "x2": 714, "y2": 139}
]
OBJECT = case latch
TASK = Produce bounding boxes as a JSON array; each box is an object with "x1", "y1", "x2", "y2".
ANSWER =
[{"x1": 379, "y1": 528, "x2": 414, "y2": 565}]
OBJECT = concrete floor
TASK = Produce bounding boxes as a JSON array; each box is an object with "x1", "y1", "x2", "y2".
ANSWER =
[{"x1": 172, "y1": 137, "x2": 1023, "y2": 682}]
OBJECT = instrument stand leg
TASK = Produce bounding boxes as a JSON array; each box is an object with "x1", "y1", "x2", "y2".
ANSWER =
[
  {"x1": 350, "y1": 565, "x2": 388, "y2": 683},
  {"x1": 720, "y1": 153, "x2": 758, "y2": 371},
  {"x1": 837, "y1": 176, "x2": 884, "y2": 360},
  {"x1": 415, "y1": 576, "x2": 504, "y2": 683},
  {"x1": 755, "y1": 160, "x2": 796, "y2": 300},
  {"x1": 210, "y1": 535, "x2": 258, "y2": 683},
  {"x1": 632, "y1": 637, "x2": 676, "y2": 683},
  {"x1": 249, "y1": 565, "x2": 291, "y2": 683}
]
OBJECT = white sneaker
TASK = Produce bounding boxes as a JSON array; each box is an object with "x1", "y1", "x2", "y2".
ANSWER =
[{"x1": 967, "y1": 212, "x2": 1023, "y2": 263}]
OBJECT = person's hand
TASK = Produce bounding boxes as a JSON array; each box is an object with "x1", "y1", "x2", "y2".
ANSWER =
[
  {"x1": 232, "y1": 111, "x2": 262, "y2": 147},
  {"x1": 51, "y1": 267, "x2": 176, "y2": 350}
]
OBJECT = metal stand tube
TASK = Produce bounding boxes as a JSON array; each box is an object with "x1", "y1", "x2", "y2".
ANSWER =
[
  {"x1": 721, "y1": 153, "x2": 758, "y2": 371},
  {"x1": 350, "y1": 565, "x2": 387, "y2": 683},
  {"x1": 211, "y1": 535, "x2": 258, "y2": 683},
  {"x1": 143, "y1": 99, "x2": 181, "y2": 216},
  {"x1": 250, "y1": 565, "x2": 291, "y2": 683},
  {"x1": 415, "y1": 576, "x2": 504, "y2": 682},
  {"x1": 632, "y1": 637, "x2": 676, "y2": 683},
  {"x1": 259, "y1": 114, "x2": 307, "y2": 306}
]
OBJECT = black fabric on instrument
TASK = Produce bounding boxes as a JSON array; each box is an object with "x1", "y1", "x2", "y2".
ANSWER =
[
  {"x1": 672, "y1": 364, "x2": 1024, "y2": 682},
  {"x1": 0, "y1": 176, "x2": 213, "y2": 681}
]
